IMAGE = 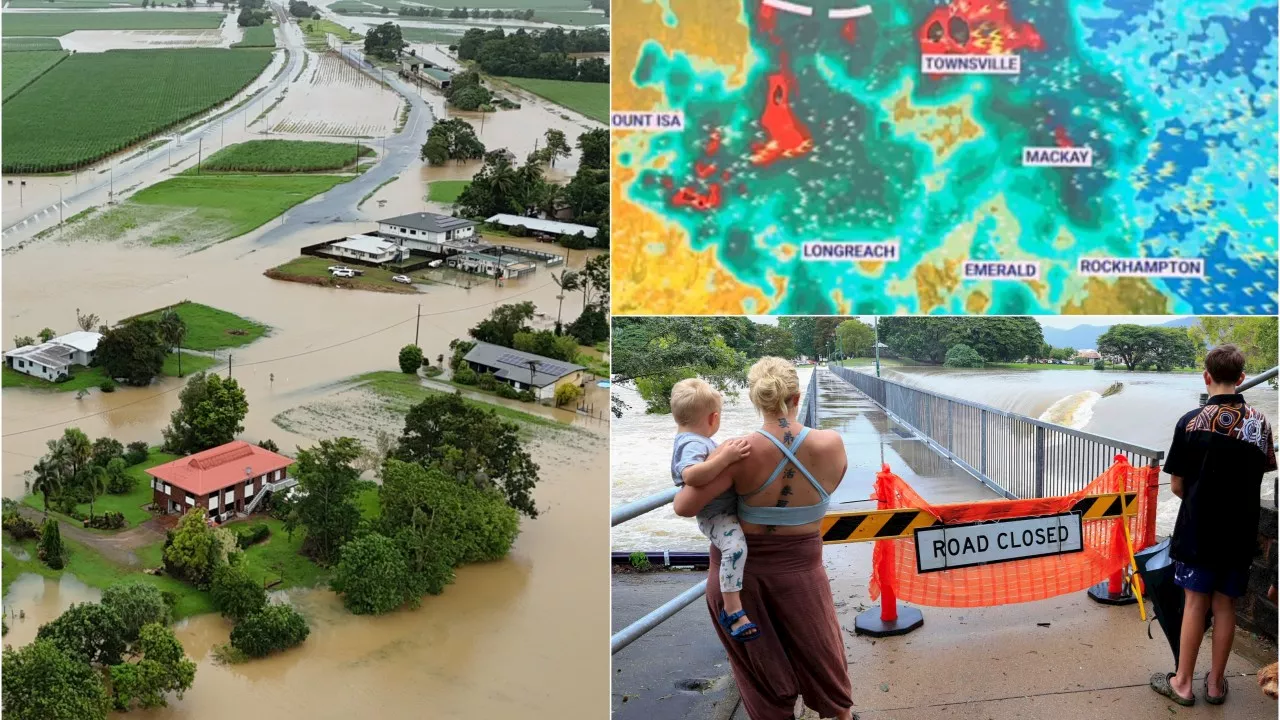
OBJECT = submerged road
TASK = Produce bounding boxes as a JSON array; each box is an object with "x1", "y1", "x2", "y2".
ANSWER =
[{"x1": 1, "y1": 1, "x2": 433, "y2": 249}]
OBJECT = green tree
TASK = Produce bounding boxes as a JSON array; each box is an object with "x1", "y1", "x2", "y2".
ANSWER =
[
  {"x1": 1146, "y1": 327, "x2": 1197, "y2": 371},
  {"x1": 156, "y1": 309, "x2": 186, "y2": 351},
  {"x1": 164, "y1": 509, "x2": 235, "y2": 588},
  {"x1": 96, "y1": 319, "x2": 167, "y2": 386},
  {"x1": 107, "y1": 623, "x2": 196, "y2": 711},
  {"x1": 35, "y1": 602, "x2": 126, "y2": 666},
  {"x1": 542, "y1": 128, "x2": 571, "y2": 167},
  {"x1": 100, "y1": 583, "x2": 169, "y2": 644},
  {"x1": 38, "y1": 327, "x2": 56, "y2": 343},
  {"x1": 288, "y1": 437, "x2": 363, "y2": 566},
  {"x1": 210, "y1": 564, "x2": 267, "y2": 621},
  {"x1": 161, "y1": 372, "x2": 249, "y2": 455},
  {"x1": 398, "y1": 344, "x2": 424, "y2": 374},
  {"x1": 834, "y1": 319, "x2": 875, "y2": 358},
  {"x1": 554, "y1": 383, "x2": 583, "y2": 407},
  {"x1": 611, "y1": 317, "x2": 747, "y2": 416},
  {"x1": 363, "y1": 21, "x2": 405, "y2": 61},
  {"x1": 581, "y1": 251, "x2": 609, "y2": 307},
  {"x1": 39, "y1": 518, "x2": 64, "y2": 569},
  {"x1": 89, "y1": 437, "x2": 124, "y2": 469},
  {"x1": 1049, "y1": 347, "x2": 1075, "y2": 362},
  {"x1": 393, "y1": 392, "x2": 542, "y2": 517},
  {"x1": 102, "y1": 457, "x2": 133, "y2": 495},
  {"x1": 1189, "y1": 317, "x2": 1279, "y2": 373},
  {"x1": 86, "y1": 465, "x2": 107, "y2": 519},
  {"x1": 567, "y1": 305, "x2": 609, "y2": 346},
  {"x1": 577, "y1": 127, "x2": 608, "y2": 170},
  {"x1": 1097, "y1": 324, "x2": 1155, "y2": 371},
  {"x1": 512, "y1": 330, "x2": 578, "y2": 363},
  {"x1": 943, "y1": 344, "x2": 985, "y2": 368},
  {"x1": 755, "y1": 324, "x2": 795, "y2": 359},
  {"x1": 468, "y1": 301, "x2": 535, "y2": 348},
  {"x1": 330, "y1": 533, "x2": 414, "y2": 614},
  {"x1": 30, "y1": 458, "x2": 61, "y2": 517},
  {"x1": 2, "y1": 640, "x2": 111, "y2": 720},
  {"x1": 779, "y1": 316, "x2": 819, "y2": 360},
  {"x1": 229, "y1": 604, "x2": 311, "y2": 657}
]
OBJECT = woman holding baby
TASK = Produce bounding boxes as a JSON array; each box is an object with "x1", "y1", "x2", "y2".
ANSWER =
[{"x1": 673, "y1": 357, "x2": 856, "y2": 720}]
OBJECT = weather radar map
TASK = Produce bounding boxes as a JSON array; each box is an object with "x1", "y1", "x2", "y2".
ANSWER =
[{"x1": 610, "y1": 0, "x2": 1279, "y2": 315}]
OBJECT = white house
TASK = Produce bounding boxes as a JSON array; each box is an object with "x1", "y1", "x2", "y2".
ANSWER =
[
  {"x1": 377, "y1": 212, "x2": 480, "y2": 256},
  {"x1": 485, "y1": 214, "x2": 598, "y2": 240},
  {"x1": 446, "y1": 251, "x2": 536, "y2": 279},
  {"x1": 325, "y1": 234, "x2": 403, "y2": 264},
  {"x1": 4, "y1": 331, "x2": 103, "y2": 382}
]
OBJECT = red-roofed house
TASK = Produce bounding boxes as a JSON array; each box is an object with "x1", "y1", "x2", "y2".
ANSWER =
[{"x1": 146, "y1": 441, "x2": 296, "y2": 521}]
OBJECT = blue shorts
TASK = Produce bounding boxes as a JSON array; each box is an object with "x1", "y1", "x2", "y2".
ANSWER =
[{"x1": 1173, "y1": 562, "x2": 1249, "y2": 598}]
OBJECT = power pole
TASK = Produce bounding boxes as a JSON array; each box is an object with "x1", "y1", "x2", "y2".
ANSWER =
[
  {"x1": 874, "y1": 317, "x2": 881, "y2": 378},
  {"x1": 227, "y1": 353, "x2": 232, "y2": 378},
  {"x1": 414, "y1": 304, "x2": 421, "y2": 346},
  {"x1": 197, "y1": 138, "x2": 203, "y2": 175},
  {"x1": 177, "y1": 337, "x2": 182, "y2": 377}
]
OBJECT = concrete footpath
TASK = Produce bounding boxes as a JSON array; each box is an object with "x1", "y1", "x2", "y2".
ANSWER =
[{"x1": 611, "y1": 370, "x2": 1278, "y2": 719}]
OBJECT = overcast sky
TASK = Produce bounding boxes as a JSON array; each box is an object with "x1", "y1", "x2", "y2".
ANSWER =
[{"x1": 748, "y1": 315, "x2": 1190, "y2": 329}]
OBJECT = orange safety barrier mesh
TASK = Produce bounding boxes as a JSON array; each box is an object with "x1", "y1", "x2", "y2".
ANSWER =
[{"x1": 868, "y1": 456, "x2": 1160, "y2": 609}]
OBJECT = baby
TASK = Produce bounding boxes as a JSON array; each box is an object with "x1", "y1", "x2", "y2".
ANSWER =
[{"x1": 669, "y1": 378, "x2": 758, "y2": 641}]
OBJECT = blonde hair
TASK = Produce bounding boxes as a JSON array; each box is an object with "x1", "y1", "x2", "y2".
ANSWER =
[
  {"x1": 670, "y1": 377, "x2": 722, "y2": 425},
  {"x1": 748, "y1": 356, "x2": 800, "y2": 417}
]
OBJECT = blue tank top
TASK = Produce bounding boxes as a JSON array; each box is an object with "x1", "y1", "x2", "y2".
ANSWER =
[{"x1": 737, "y1": 427, "x2": 831, "y2": 526}]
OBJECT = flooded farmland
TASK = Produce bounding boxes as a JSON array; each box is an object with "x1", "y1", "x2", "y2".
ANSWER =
[{"x1": 2, "y1": 4, "x2": 611, "y2": 715}]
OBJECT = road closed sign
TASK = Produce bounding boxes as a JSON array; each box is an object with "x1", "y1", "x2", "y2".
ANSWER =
[{"x1": 914, "y1": 513, "x2": 1084, "y2": 573}]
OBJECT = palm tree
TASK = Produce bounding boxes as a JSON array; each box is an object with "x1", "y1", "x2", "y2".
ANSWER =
[
  {"x1": 551, "y1": 270, "x2": 581, "y2": 331},
  {"x1": 83, "y1": 467, "x2": 106, "y2": 519},
  {"x1": 30, "y1": 459, "x2": 60, "y2": 517},
  {"x1": 61, "y1": 429, "x2": 92, "y2": 481}
]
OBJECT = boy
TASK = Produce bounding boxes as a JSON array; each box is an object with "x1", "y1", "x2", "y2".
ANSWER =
[
  {"x1": 1151, "y1": 345, "x2": 1277, "y2": 706},
  {"x1": 669, "y1": 378, "x2": 758, "y2": 641}
]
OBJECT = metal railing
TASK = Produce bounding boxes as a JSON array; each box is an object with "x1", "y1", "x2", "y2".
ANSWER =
[
  {"x1": 609, "y1": 368, "x2": 820, "y2": 654},
  {"x1": 828, "y1": 364, "x2": 1164, "y2": 500}
]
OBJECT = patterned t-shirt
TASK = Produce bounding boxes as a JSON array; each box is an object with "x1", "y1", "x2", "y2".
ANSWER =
[{"x1": 1165, "y1": 394, "x2": 1277, "y2": 572}]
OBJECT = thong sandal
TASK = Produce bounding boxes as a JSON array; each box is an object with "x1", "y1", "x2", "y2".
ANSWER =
[
  {"x1": 1150, "y1": 672, "x2": 1195, "y2": 706},
  {"x1": 1205, "y1": 675, "x2": 1228, "y2": 705},
  {"x1": 718, "y1": 609, "x2": 761, "y2": 643}
]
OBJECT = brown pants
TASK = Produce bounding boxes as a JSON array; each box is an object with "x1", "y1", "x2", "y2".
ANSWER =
[{"x1": 707, "y1": 532, "x2": 853, "y2": 719}]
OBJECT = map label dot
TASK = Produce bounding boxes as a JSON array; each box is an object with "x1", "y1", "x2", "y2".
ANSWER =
[{"x1": 921, "y1": 54, "x2": 1021, "y2": 75}]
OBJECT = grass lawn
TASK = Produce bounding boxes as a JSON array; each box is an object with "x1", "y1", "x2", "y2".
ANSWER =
[
  {"x1": 299, "y1": 18, "x2": 361, "y2": 49},
  {"x1": 22, "y1": 451, "x2": 179, "y2": 529},
  {"x1": 3, "y1": 537, "x2": 216, "y2": 619},
  {"x1": 200, "y1": 139, "x2": 373, "y2": 173},
  {"x1": 427, "y1": 180, "x2": 469, "y2": 203},
  {"x1": 2, "y1": 350, "x2": 216, "y2": 391},
  {"x1": 232, "y1": 23, "x2": 276, "y2": 48},
  {"x1": 2, "y1": 38, "x2": 64, "y2": 51},
  {"x1": 81, "y1": 174, "x2": 351, "y2": 245},
  {"x1": 128, "y1": 300, "x2": 269, "y2": 351},
  {"x1": 496, "y1": 76, "x2": 607, "y2": 123},
  {"x1": 2, "y1": 50, "x2": 68, "y2": 102},
  {"x1": 266, "y1": 256, "x2": 417, "y2": 294},
  {"x1": 356, "y1": 371, "x2": 566, "y2": 431},
  {"x1": 2, "y1": 11, "x2": 226, "y2": 37}
]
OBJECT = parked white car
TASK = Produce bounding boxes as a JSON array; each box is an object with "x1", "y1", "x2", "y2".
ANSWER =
[
  {"x1": 327, "y1": 265, "x2": 350, "y2": 273},
  {"x1": 332, "y1": 268, "x2": 356, "y2": 278},
  {"x1": 392, "y1": 275, "x2": 413, "y2": 284}
]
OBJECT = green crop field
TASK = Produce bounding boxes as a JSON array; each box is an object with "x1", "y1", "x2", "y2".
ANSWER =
[
  {"x1": 1, "y1": 11, "x2": 226, "y2": 36},
  {"x1": 497, "y1": 76, "x2": 607, "y2": 123},
  {"x1": 232, "y1": 23, "x2": 276, "y2": 48},
  {"x1": 3, "y1": 49, "x2": 272, "y2": 173},
  {"x1": 400, "y1": 27, "x2": 465, "y2": 45},
  {"x1": 2, "y1": 50, "x2": 68, "y2": 102},
  {"x1": 200, "y1": 139, "x2": 373, "y2": 172},
  {"x1": 2, "y1": 38, "x2": 64, "y2": 52},
  {"x1": 5, "y1": 0, "x2": 135, "y2": 7}
]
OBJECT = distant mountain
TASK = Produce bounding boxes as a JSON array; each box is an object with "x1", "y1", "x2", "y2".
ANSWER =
[{"x1": 1041, "y1": 318, "x2": 1196, "y2": 350}]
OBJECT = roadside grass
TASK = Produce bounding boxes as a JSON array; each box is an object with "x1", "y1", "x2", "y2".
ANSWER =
[
  {"x1": 356, "y1": 371, "x2": 568, "y2": 431},
  {"x1": 232, "y1": 23, "x2": 276, "y2": 48},
  {"x1": 427, "y1": 180, "x2": 470, "y2": 203},
  {"x1": 2, "y1": 50, "x2": 68, "y2": 102},
  {"x1": 21, "y1": 451, "x2": 179, "y2": 529},
  {"x1": 265, "y1": 256, "x2": 417, "y2": 294},
  {"x1": 76, "y1": 174, "x2": 350, "y2": 245},
  {"x1": 299, "y1": 18, "x2": 361, "y2": 49},
  {"x1": 2, "y1": 351, "x2": 215, "y2": 392},
  {"x1": 128, "y1": 300, "x2": 269, "y2": 351},
  {"x1": 199, "y1": 139, "x2": 373, "y2": 173},
  {"x1": 357, "y1": 174, "x2": 398, "y2": 208},
  {"x1": 1, "y1": 11, "x2": 225, "y2": 36},
  {"x1": 495, "y1": 76, "x2": 607, "y2": 123}
]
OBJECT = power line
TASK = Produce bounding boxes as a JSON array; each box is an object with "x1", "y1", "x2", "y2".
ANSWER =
[{"x1": 3, "y1": 279, "x2": 560, "y2": 438}]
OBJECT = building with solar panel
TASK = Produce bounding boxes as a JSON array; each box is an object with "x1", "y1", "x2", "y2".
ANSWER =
[
  {"x1": 377, "y1": 212, "x2": 489, "y2": 258},
  {"x1": 462, "y1": 341, "x2": 587, "y2": 401}
]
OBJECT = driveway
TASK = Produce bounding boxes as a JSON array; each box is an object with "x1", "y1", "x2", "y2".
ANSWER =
[{"x1": 15, "y1": 505, "x2": 164, "y2": 568}]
